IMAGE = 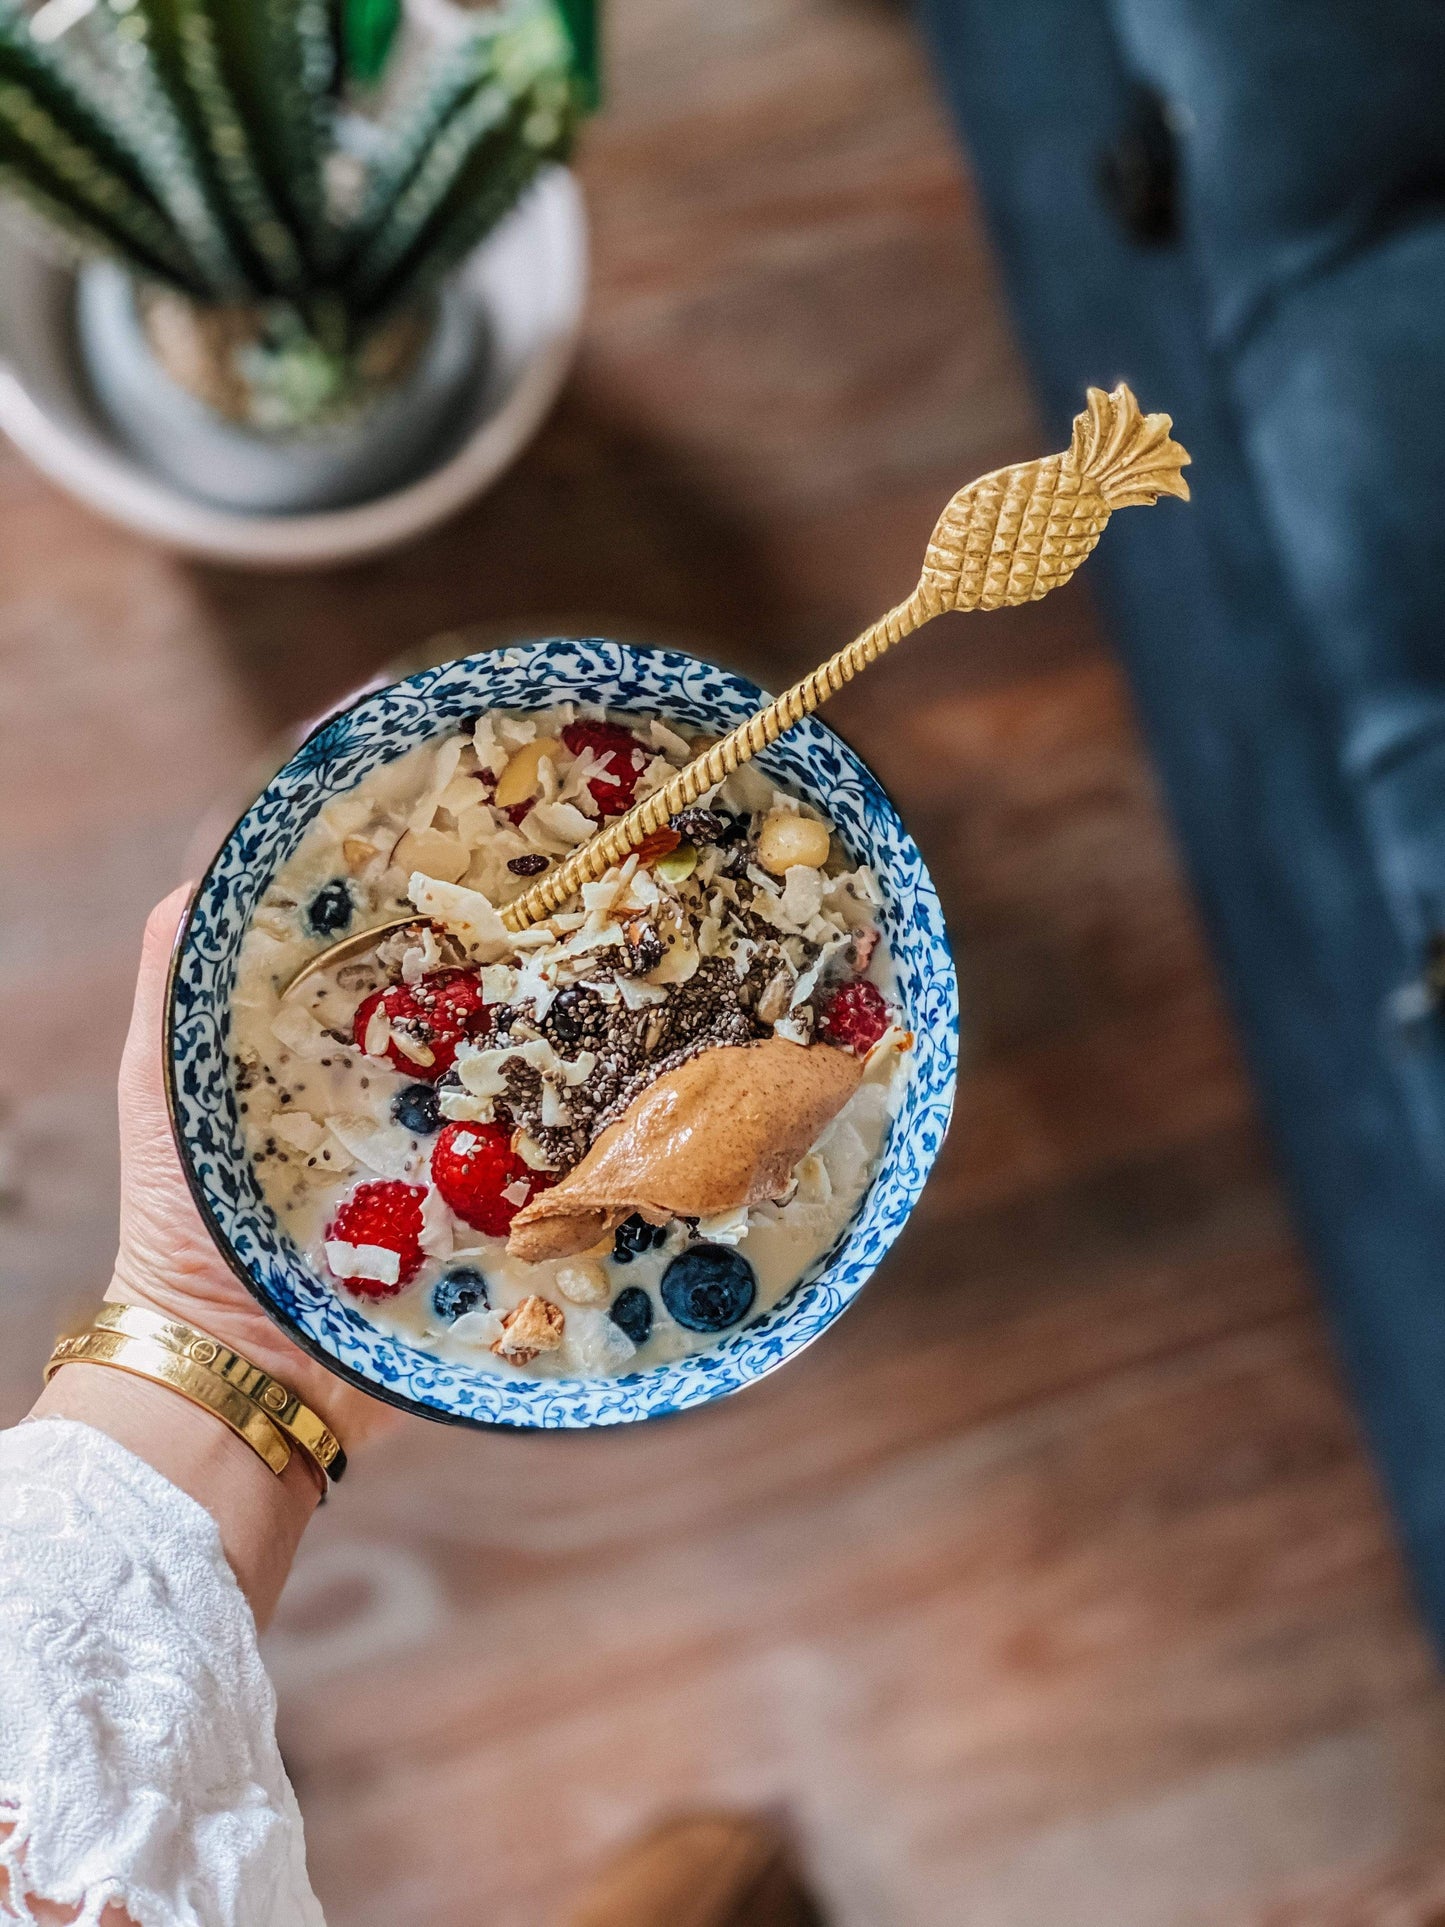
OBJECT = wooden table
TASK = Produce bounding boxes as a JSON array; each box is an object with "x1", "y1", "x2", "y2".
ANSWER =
[{"x1": 3, "y1": 0, "x2": 1444, "y2": 1919}]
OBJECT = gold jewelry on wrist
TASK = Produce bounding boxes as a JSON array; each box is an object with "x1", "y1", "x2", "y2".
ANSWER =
[{"x1": 45, "y1": 1303, "x2": 346, "y2": 1494}]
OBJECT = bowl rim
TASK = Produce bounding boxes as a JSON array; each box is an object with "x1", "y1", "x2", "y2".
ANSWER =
[{"x1": 166, "y1": 640, "x2": 959, "y2": 1428}]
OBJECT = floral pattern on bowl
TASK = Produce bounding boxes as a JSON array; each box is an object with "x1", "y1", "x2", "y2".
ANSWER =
[{"x1": 167, "y1": 639, "x2": 960, "y2": 1428}]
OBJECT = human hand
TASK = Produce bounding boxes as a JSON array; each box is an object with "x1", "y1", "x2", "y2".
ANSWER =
[{"x1": 106, "y1": 884, "x2": 397, "y2": 1452}]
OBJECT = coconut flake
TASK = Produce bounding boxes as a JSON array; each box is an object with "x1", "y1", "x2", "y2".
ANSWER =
[
  {"x1": 695, "y1": 1205, "x2": 750, "y2": 1245},
  {"x1": 559, "y1": 747, "x2": 606, "y2": 809},
  {"x1": 325, "y1": 1115, "x2": 424, "y2": 1180},
  {"x1": 439, "y1": 1088, "x2": 495, "y2": 1123},
  {"x1": 438, "y1": 773, "x2": 483, "y2": 817},
  {"x1": 791, "y1": 933, "x2": 851, "y2": 1009},
  {"x1": 781, "y1": 865, "x2": 826, "y2": 925},
  {"x1": 472, "y1": 715, "x2": 508, "y2": 776},
  {"x1": 501, "y1": 1178, "x2": 532, "y2": 1208},
  {"x1": 399, "y1": 925, "x2": 445, "y2": 984},
  {"x1": 448, "y1": 1307, "x2": 507, "y2": 1349},
  {"x1": 540, "y1": 1081, "x2": 570, "y2": 1127},
  {"x1": 527, "y1": 800, "x2": 595, "y2": 846},
  {"x1": 561, "y1": 1305, "x2": 636, "y2": 1374},
  {"x1": 863, "y1": 1024, "x2": 913, "y2": 1082},
  {"x1": 419, "y1": 1185, "x2": 455, "y2": 1259},
  {"x1": 407, "y1": 874, "x2": 512, "y2": 962},
  {"x1": 270, "y1": 1003, "x2": 334, "y2": 1061},
  {"x1": 648, "y1": 717, "x2": 694, "y2": 760},
  {"x1": 303, "y1": 1131, "x2": 356, "y2": 1177},
  {"x1": 616, "y1": 974, "x2": 667, "y2": 1009},
  {"x1": 454, "y1": 1044, "x2": 513, "y2": 1101},
  {"x1": 406, "y1": 737, "x2": 464, "y2": 833},
  {"x1": 320, "y1": 792, "x2": 372, "y2": 837},
  {"x1": 479, "y1": 963, "x2": 519, "y2": 1003},
  {"x1": 271, "y1": 1110, "x2": 324, "y2": 1154},
  {"x1": 619, "y1": 867, "x2": 660, "y2": 910},
  {"x1": 581, "y1": 875, "x2": 623, "y2": 918},
  {"x1": 729, "y1": 936, "x2": 758, "y2": 979},
  {"x1": 396, "y1": 827, "x2": 469, "y2": 884},
  {"x1": 324, "y1": 1240, "x2": 400, "y2": 1287}
]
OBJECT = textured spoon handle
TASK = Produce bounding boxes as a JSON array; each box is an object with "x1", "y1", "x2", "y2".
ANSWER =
[
  {"x1": 499, "y1": 384, "x2": 1189, "y2": 933},
  {"x1": 501, "y1": 593, "x2": 927, "y2": 928}
]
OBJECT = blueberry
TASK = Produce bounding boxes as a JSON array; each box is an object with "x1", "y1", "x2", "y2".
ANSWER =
[
  {"x1": 392, "y1": 1083, "x2": 441, "y2": 1135},
  {"x1": 432, "y1": 1267, "x2": 488, "y2": 1323},
  {"x1": 610, "y1": 1285, "x2": 653, "y2": 1345},
  {"x1": 307, "y1": 878, "x2": 353, "y2": 936},
  {"x1": 550, "y1": 986, "x2": 589, "y2": 1042},
  {"x1": 660, "y1": 1245, "x2": 757, "y2": 1332},
  {"x1": 613, "y1": 1213, "x2": 668, "y2": 1261}
]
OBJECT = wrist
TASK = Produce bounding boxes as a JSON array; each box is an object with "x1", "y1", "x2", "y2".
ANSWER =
[{"x1": 33, "y1": 1361, "x2": 318, "y2": 1626}]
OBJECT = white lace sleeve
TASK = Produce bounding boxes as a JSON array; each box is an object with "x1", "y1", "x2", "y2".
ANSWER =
[{"x1": 0, "y1": 1417, "x2": 324, "y2": 1927}]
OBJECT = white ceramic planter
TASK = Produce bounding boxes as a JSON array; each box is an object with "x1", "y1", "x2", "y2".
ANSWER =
[
  {"x1": 76, "y1": 265, "x2": 485, "y2": 514},
  {"x1": 0, "y1": 166, "x2": 586, "y2": 567}
]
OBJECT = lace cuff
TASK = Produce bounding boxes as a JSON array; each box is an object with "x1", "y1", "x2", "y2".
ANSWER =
[{"x1": 0, "y1": 1417, "x2": 323, "y2": 1927}]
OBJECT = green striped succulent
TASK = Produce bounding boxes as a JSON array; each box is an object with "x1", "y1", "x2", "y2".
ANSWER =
[{"x1": 0, "y1": 0, "x2": 593, "y2": 405}]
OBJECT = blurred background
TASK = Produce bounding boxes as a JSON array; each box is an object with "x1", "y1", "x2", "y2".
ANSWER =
[{"x1": 5, "y1": 0, "x2": 1445, "y2": 1921}]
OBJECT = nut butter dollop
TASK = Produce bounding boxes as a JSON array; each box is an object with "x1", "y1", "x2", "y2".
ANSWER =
[{"x1": 507, "y1": 1039, "x2": 863, "y2": 1263}]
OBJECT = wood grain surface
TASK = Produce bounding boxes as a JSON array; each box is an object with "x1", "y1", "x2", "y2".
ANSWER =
[{"x1": 3, "y1": 0, "x2": 1444, "y2": 1921}]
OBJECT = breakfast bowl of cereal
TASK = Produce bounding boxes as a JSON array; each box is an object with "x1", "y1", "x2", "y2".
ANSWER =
[{"x1": 167, "y1": 639, "x2": 958, "y2": 1428}]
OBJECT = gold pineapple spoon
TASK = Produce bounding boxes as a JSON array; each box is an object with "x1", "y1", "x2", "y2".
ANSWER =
[
  {"x1": 285, "y1": 382, "x2": 1188, "y2": 988},
  {"x1": 501, "y1": 383, "x2": 1189, "y2": 930}
]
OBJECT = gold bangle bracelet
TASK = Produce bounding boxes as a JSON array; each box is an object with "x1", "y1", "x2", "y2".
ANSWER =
[
  {"x1": 90, "y1": 1303, "x2": 347, "y2": 1487},
  {"x1": 45, "y1": 1306, "x2": 346, "y2": 1493}
]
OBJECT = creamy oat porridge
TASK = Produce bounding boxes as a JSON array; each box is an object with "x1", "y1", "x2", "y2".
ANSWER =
[{"x1": 232, "y1": 704, "x2": 910, "y2": 1377}]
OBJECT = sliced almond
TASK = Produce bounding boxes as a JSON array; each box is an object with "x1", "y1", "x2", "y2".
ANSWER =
[
  {"x1": 756, "y1": 965, "x2": 795, "y2": 1026},
  {"x1": 389, "y1": 1029, "x2": 436, "y2": 1068},
  {"x1": 494, "y1": 736, "x2": 564, "y2": 809}
]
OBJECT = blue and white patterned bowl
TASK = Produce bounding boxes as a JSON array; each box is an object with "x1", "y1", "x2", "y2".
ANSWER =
[{"x1": 167, "y1": 641, "x2": 959, "y2": 1428}]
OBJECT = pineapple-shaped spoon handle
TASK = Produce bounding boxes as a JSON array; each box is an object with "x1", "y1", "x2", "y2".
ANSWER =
[{"x1": 506, "y1": 381, "x2": 1190, "y2": 932}]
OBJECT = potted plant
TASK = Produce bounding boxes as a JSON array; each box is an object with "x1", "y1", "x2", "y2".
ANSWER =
[{"x1": 0, "y1": 0, "x2": 596, "y2": 516}]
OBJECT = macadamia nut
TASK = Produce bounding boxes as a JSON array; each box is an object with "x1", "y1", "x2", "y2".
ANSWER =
[{"x1": 758, "y1": 810, "x2": 831, "y2": 875}]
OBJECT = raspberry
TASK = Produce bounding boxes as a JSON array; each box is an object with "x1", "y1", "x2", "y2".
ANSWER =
[
  {"x1": 561, "y1": 719, "x2": 647, "y2": 815},
  {"x1": 326, "y1": 1180, "x2": 426, "y2": 1297},
  {"x1": 819, "y1": 978, "x2": 891, "y2": 1055},
  {"x1": 354, "y1": 968, "x2": 491, "y2": 1081},
  {"x1": 431, "y1": 1121, "x2": 555, "y2": 1237}
]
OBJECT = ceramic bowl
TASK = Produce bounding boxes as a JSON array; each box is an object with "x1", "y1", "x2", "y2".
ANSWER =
[
  {"x1": 167, "y1": 641, "x2": 959, "y2": 1428},
  {"x1": 0, "y1": 168, "x2": 585, "y2": 568}
]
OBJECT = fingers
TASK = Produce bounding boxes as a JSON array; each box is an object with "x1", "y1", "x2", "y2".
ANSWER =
[{"x1": 119, "y1": 883, "x2": 195, "y2": 1137}]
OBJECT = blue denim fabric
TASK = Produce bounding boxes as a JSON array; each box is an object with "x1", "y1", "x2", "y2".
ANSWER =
[{"x1": 919, "y1": 0, "x2": 1445, "y2": 1642}]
